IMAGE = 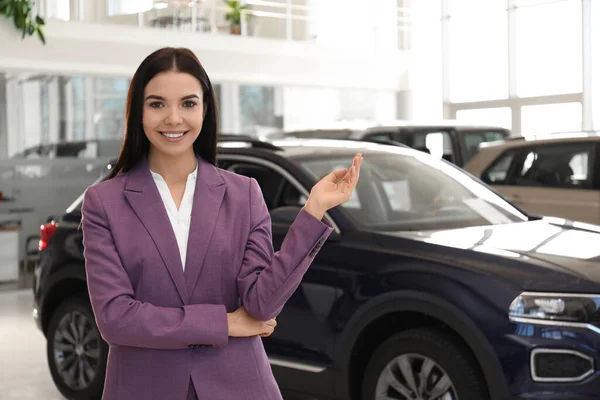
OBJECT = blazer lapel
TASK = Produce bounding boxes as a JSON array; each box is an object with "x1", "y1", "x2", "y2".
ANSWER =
[
  {"x1": 123, "y1": 159, "x2": 188, "y2": 304},
  {"x1": 183, "y1": 156, "x2": 226, "y2": 300}
]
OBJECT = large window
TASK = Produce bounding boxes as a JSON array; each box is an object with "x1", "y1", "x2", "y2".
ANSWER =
[
  {"x1": 239, "y1": 85, "x2": 277, "y2": 134},
  {"x1": 448, "y1": 4, "x2": 508, "y2": 102},
  {"x1": 93, "y1": 77, "x2": 129, "y2": 140},
  {"x1": 515, "y1": 0, "x2": 582, "y2": 97},
  {"x1": 443, "y1": 0, "x2": 590, "y2": 136},
  {"x1": 521, "y1": 102, "x2": 582, "y2": 136}
]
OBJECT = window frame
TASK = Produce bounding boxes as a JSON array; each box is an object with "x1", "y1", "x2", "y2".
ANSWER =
[{"x1": 217, "y1": 154, "x2": 341, "y2": 235}]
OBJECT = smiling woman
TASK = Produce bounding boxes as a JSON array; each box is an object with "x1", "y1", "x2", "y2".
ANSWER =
[
  {"x1": 105, "y1": 47, "x2": 219, "y2": 181},
  {"x1": 79, "y1": 46, "x2": 361, "y2": 400},
  {"x1": 142, "y1": 72, "x2": 204, "y2": 165}
]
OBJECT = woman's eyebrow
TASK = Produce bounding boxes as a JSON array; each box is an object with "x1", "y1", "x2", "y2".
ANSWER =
[{"x1": 144, "y1": 94, "x2": 200, "y2": 101}]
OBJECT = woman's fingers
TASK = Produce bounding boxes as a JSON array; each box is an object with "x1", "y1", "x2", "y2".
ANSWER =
[
  {"x1": 264, "y1": 318, "x2": 277, "y2": 328},
  {"x1": 260, "y1": 325, "x2": 275, "y2": 337}
]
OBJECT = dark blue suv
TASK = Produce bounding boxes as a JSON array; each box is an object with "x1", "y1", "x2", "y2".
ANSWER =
[{"x1": 34, "y1": 137, "x2": 600, "y2": 400}]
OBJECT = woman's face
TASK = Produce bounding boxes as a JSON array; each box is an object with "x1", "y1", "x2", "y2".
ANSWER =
[{"x1": 142, "y1": 71, "x2": 204, "y2": 158}]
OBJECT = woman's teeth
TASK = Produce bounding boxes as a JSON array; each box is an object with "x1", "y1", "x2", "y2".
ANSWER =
[{"x1": 161, "y1": 132, "x2": 185, "y2": 138}]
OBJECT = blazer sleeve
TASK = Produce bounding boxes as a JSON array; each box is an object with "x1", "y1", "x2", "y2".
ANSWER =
[
  {"x1": 81, "y1": 185, "x2": 228, "y2": 349},
  {"x1": 237, "y1": 178, "x2": 334, "y2": 321}
]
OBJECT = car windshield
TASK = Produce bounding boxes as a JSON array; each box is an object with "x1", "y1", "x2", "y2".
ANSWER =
[{"x1": 297, "y1": 147, "x2": 528, "y2": 231}]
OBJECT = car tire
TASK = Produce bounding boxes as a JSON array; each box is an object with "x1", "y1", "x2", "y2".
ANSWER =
[
  {"x1": 47, "y1": 296, "x2": 107, "y2": 400},
  {"x1": 361, "y1": 328, "x2": 489, "y2": 400}
]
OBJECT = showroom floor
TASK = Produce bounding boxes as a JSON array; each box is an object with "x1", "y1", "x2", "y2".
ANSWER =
[{"x1": 0, "y1": 284, "x2": 64, "y2": 399}]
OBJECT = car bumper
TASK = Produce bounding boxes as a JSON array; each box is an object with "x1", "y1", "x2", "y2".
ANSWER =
[{"x1": 503, "y1": 321, "x2": 600, "y2": 400}]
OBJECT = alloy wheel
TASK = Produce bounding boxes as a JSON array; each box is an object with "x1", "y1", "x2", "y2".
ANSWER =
[
  {"x1": 52, "y1": 310, "x2": 102, "y2": 390},
  {"x1": 375, "y1": 353, "x2": 458, "y2": 400}
]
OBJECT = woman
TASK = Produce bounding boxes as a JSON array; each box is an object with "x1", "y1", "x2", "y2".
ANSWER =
[{"x1": 81, "y1": 47, "x2": 362, "y2": 400}]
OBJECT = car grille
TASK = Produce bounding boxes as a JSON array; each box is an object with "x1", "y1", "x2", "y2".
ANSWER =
[{"x1": 531, "y1": 348, "x2": 595, "y2": 382}]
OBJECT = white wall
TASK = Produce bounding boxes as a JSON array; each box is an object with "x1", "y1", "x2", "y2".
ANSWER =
[
  {"x1": 402, "y1": 0, "x2": 443, "y2": 120},
  {"x1": 0, "y1": 75, "x2": 7, "y2": 158},
  {"x1": 0, "y1": 19, "x2": 409, "y2": 92}
]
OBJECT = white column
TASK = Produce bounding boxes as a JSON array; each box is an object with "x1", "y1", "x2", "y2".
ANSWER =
[
  {"x1": 84, "y1": 77, "x2": 95, "y2": 140},
  {"x1": 47, "y1": 79, "x2": 60, "y2": 144},
  {"x1": 21, "y1": 81, "x2": 43, "y2": 150},
  {"x1": 396, "y1": 90, "x2": 413, "y2": 120},
  {"x1": 409, "y1": 0, "x2": 443, "y2": 120},
  {"x1": 64, "y1": 80, "x2": 75, "y2": 141},
  {"x1": 5, "y1": 76, "x2": 22, "y2": 157},
  {"x1": 274, "y1": 86, "x2": 284, "y2": 128},
  {"x1": 582, "y1": 0, "x2": 593, "y2": 131},
  {"x1": 219, "y1": 82, "x2": 241, "y2": 134},
  {"x1": 507, "y1": 0, "x2": 521, "y2": 136},
  {"x1": 0, "y1": 74, "x2": 8, "y2": 158}
]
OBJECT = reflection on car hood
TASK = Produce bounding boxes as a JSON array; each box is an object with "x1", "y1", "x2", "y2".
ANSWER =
[{"x1": 379, "y1": 217, "x2": 600, "y2": 288}]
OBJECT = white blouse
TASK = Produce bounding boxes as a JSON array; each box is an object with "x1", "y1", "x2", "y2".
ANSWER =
[{"x1": 150, "y1": 164, "x2": 198, "y2": 270}]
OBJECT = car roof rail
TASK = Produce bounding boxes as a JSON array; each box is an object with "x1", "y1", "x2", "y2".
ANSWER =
[{"x1": 218, "y1": 134, "x2": 282, "y2": 151}]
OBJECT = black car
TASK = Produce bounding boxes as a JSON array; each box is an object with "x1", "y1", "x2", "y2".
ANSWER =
[
  {"x1": 34, "y1": 137, "x2": 600, "y2": 400},
  {"x1": 263, "y1": 121, "x2": 510, "y2": 167}
]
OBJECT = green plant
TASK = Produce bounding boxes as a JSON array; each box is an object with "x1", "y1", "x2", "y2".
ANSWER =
[
  {"x1": 224, "y1": 0, "x2": 249, "y2": 26},
  {"x1": 0, "y1": 0, "x2": 46, "y2": 44}
]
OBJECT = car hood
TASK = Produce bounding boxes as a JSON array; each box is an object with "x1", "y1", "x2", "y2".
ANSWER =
[{"x1": 375, "y1": 218, "x2": 600, "y2": 290}]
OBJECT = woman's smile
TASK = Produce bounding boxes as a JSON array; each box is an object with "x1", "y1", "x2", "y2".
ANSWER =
[{"x1": 160, "y1": 130, "x2": 189, "y2": 142}]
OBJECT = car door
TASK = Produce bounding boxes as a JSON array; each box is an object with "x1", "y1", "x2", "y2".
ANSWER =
[
  {"x1": 219, "y1": 156, "x2": 342, "y2": 397},
  {"x1": 481, "y1": 143, "x2": 600, "y2": 224}
]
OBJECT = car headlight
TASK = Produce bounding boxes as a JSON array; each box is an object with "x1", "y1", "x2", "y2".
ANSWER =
[{"x1": 509, "y1": 293, "x2": 600, "y2": 324}]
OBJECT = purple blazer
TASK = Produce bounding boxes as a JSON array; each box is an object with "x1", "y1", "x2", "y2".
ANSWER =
[{"x1": 81, "y1": 155, "x2": 333, "y2": 400}]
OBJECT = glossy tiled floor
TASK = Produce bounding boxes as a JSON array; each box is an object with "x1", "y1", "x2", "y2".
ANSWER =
[{"x1": 0, "y1": 287, "x2": 64, "y2": 399}]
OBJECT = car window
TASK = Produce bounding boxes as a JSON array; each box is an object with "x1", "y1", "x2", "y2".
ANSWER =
[
  {"x1": 226, "y1": 162, "x2": 307, "y2": 209},
  {"x1": 393, "y1": 131, "x2": 455, "y2": 163},
  {"x1": 299, "y1": 150, "x2": 527, "y2": 231},
  {"x1": 463, "y1": 130, "x2": 509, "y2": 163},
  {"x1": 481, "y1": 151, "x2": 517, "y2": 185},
  {"x1": 513, "y1": 144, "x2": 594, "y2": 189}
]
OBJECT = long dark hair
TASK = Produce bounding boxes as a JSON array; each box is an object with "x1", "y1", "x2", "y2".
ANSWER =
[{"x1": 106, "y1": 47, "x2": 219, "y2": 180}]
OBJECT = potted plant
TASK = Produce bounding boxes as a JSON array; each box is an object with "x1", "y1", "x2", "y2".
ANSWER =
[
  {"x1": 0, "y1": 0, "x2": 46, "y2": 44},
  {"x1": 224, "y1": 0, "x2": 249, "y2": 35}
]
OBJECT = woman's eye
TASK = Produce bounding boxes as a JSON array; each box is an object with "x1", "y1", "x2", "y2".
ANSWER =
[
  {"x1": 149, "y1": 102, "x2": 163, "y2": 108},
  {"x1": 183, "y1": 101, "x2": 197, "y2": 108}
]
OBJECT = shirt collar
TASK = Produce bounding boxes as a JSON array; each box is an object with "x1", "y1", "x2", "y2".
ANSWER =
[{"x1": 150, "y1": 161, "x2": 198, "y2": 182}]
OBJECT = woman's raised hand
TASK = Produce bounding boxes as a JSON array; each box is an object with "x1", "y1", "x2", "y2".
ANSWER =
[
  {"x1": 227, "y1": 307, "x2": 277, "y2": 338},
  {"x1": 303, "y1": 153, "x2": 363, "y2": 220}
]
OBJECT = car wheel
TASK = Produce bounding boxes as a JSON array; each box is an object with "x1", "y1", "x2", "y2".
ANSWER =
[
  {"x1": 362, "y1": 328, "x2": 488, "y2": 400},
  {"x1": 47, "y1": 296, "x2": 107, "y2": 400}
]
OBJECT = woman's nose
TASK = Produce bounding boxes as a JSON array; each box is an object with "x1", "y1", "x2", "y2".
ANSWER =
[{"x1": 165, "y1": 107, "x2": 183, "y2": 125}]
